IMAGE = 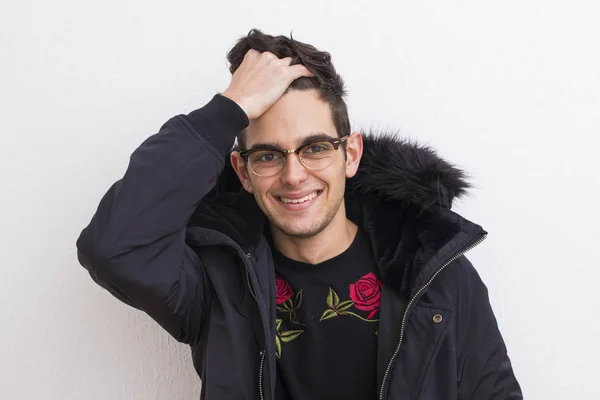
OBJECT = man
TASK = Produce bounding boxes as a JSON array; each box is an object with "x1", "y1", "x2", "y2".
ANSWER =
[{"x1": 76, "y1": 29, "x2": 522, "y2": 399}]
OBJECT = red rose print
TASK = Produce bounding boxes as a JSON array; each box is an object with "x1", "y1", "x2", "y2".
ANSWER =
[
  {"x1": 349, "y1": 272, "x2": 383, "y2": 319},
  {"x1": 275, "y1": 275, "x2": 293, "y2": 305}
]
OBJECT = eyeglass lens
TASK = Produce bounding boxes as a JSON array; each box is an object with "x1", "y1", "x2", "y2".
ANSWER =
[{"x1": 248, "y1": 141, "x2": 337, "y2": 177}]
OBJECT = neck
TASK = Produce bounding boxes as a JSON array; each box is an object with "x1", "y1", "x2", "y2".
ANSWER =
[{"x1": 270, "y1": 203, "x2": 358, "y2": 265}]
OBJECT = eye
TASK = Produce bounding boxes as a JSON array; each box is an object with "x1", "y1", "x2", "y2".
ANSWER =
[
  {"x1": 254, "y1": 151, "x2": 282, "y2": 163},
  {"x1": 304, "y1": 143, "x2": 330, "y2": 154}
]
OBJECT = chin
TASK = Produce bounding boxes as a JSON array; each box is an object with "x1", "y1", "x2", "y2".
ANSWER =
[
  {"x1": 274, "y1": 219, "x2": 328, "y2": 239},
  {"x1": 266, "y1": 208, "x2": 328, "y2": 238}
]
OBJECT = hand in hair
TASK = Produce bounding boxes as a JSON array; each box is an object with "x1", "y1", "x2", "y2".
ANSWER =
[{"x1": 221, "y1": 49, "x2": 314, "y2": 120}]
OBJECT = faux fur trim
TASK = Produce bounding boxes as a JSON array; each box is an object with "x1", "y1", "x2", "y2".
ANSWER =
[{"x1": 348, "y1": 132, "x2": 472, "y2": 211}]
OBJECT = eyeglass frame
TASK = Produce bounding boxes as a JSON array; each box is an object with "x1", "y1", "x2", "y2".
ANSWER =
[{"x1": 238, "y1": 134, "x2": 349, "y2": 177}]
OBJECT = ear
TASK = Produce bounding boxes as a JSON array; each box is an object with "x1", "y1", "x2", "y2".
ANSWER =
[
  {"x1": 230, "y1": 151, "x2": 254, "y2": 193},
  {"x1": 344, "y1": 132, "x2": 363, "y2": 179}
]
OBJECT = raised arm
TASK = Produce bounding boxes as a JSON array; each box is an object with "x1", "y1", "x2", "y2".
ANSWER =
[
  {"x1": 76, "y1": 49, "x2": 313, "y2": 344},
  {"x1": 76, "y1": 95, "x2": 248, "y2": 343}
]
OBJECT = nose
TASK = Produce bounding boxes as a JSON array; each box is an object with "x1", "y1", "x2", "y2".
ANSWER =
[{"x1": 280, "y1": 153, "x2": 308, "y2": 186}]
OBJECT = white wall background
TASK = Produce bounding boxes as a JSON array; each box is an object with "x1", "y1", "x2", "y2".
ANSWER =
[{"x1": 1, "y1": 0, "x2": 598, "y2": 399}]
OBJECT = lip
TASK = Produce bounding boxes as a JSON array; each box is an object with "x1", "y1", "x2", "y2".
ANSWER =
[{"x1": 274, "y1": 190, "x2": 322, "y2": 211}]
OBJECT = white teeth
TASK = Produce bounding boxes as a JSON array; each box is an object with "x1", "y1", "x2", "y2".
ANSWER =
[{"x1": 280, "y1": 191, "x2": 318, "y2": 204}]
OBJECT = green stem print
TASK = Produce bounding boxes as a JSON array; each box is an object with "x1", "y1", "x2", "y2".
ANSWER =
[{"x1": 319, "y1": 288, "x2": 379, "y2": 323}]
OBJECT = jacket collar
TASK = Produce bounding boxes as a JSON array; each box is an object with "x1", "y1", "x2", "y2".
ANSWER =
[{"x1": 195, "y1": 132, "x2": 487, "y2": 296}]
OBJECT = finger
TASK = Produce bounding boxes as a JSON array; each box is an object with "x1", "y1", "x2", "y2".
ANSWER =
[
  {"x1": 238, "y1": 49, "x2": 259, "y2": 71},
  {"x1": 243, "y1": 48, "x2": 260, "y2": 62},
  {"x1": 277, "y1": 57, "x2": 293, "y2": 66},
  {"x1": 260, "y1": 51, "x2": 278, "y2": 61},
  {"x1": 287, "y1": 64, "x2": 315, "y2": 79}
]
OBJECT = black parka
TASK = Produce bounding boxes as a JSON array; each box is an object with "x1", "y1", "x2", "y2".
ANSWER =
[{"x1": 76, "y1": 94, "x2": 522, "y2": 400}]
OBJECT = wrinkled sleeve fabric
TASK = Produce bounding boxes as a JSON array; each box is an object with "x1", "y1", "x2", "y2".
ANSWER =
[
  {"x1": 76, "y1": 94, "x2": 248, "y2": 345},
  {"x1": 455, "y1": 256, "x2": 523, "y2": 400}
]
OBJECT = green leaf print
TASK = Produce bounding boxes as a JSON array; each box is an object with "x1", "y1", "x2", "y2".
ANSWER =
[
  {"x1": 280, "y1": 330, "x2": 304, "y2": 342},
  {"x1": 275, "y1": 335, "x2": 282, "y2": 358},
  {"x1": 278, "y1": 294, "x2": 303, "y2": 325},
  {"x1": 284, "y1": 299, "x2": 293, "y2": 310},
  {"x1": 275, "y1": 318, "x2": 303, "y2": 358},
  {"x1": 319, "y1": 308, "x2": 338, "y2": 321},
  {"x1": 326, "y1": 288, "x2": 340, "y2": 308},
  {"x1": 295, "y1": 289, "x2": 303, "y2": 309},
  {"x1": 336, "y1": 300, "x2": 354, "y2": 312}
]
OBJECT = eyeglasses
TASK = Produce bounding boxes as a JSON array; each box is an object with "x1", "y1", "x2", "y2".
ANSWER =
[{"x1": 239, "y1": 135, "x2": 349, "y2": 177}]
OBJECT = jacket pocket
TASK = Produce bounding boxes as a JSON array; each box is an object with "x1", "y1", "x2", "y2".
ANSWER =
[{"x1": 394, "y1": 302, "x2": 455, "y2": 399}]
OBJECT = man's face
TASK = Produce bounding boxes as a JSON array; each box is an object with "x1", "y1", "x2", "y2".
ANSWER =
[{"x1": 231, "y1": 89, "x2": 362, "y2": 238}]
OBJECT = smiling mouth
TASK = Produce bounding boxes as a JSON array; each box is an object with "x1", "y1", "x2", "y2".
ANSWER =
[{"x1": 277, "y1": 190, "x2": 322, "y2": 204}]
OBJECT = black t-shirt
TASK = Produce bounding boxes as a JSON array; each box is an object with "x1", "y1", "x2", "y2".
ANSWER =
[{"x1": 271, "y1": 228, "x2": 381, "y2": 400}]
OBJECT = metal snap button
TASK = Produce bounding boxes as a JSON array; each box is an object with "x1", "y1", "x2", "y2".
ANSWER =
[{"x1": 432, "y1": 314, "x2": 443, "y2": 324}]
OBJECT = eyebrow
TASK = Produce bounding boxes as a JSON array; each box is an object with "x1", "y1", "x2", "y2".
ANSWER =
[{"x1": 247, "y1": 133, "x2": 337, "y2": 152}]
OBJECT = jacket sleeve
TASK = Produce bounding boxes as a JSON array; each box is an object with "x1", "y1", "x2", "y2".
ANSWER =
[
  {"x1": 455, "y1": 256, "x2": 523, "y2": 400},
  {"x1": 75, "y1": 94, "x2": 249, "y2": 345}
]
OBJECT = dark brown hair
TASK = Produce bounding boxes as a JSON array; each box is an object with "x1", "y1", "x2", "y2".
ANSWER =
[{"x1": 227, "y1": 29, "x2": 350, "y2": 151}]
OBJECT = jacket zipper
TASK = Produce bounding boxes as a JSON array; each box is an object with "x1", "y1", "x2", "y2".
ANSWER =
[
  {"x1": 378, "y1": 233, "x2": 487, "y2": 400},
  {"x1": 246, "y1": 268, "x2": 266, "y2": 400},
  {"x1": 259, "y1": 349, "x2": 266, "y2": 400}
]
